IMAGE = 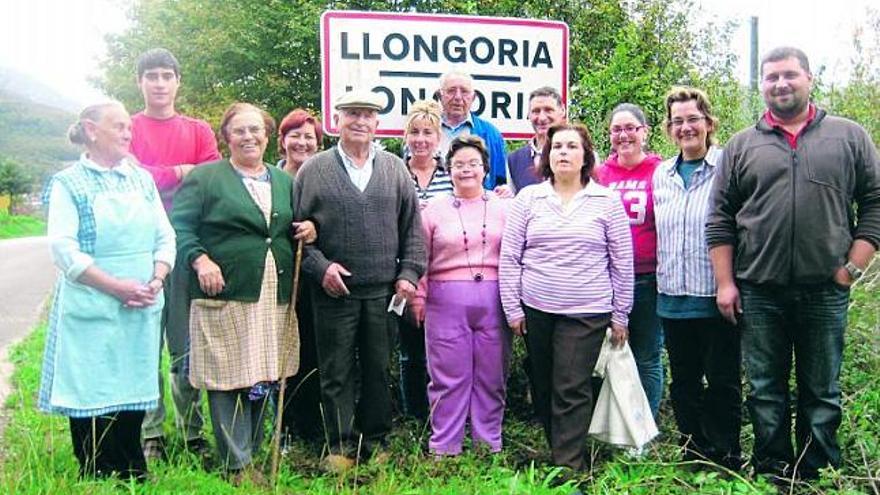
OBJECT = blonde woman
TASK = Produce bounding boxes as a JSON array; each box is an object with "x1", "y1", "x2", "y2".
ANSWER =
[{"x1": 399, "y1": 99, "x2": 453, "y2": 419}]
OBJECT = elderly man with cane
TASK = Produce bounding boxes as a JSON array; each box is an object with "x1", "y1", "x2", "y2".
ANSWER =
[{"x1": 293, "y1": 89, "x2": 426, "y2": 472}]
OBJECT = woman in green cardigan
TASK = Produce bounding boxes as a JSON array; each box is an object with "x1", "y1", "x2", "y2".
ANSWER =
[{"x1": 171, "y1": 102, "x2": 316, "y2": 483}]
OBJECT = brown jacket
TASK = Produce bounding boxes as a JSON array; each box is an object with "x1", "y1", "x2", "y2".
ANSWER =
[{"x1": 706, "y1": 108, "x2": 880, "y2": 285}]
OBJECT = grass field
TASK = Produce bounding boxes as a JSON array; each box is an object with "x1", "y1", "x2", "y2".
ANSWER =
[
  {"x1": 0, "y1": 211, "x2": 45, "y2": 239},
  {"x1": 1, "y1": 267, "x2": 878, "y2": 494}
]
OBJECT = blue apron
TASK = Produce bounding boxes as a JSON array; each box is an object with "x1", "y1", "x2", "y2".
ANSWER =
[{"x1": 46, "y1": 188, "x2": 164, "y2": 414}]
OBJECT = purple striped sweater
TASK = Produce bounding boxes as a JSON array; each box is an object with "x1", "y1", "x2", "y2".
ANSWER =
[{"x1": 499, "y1": 180, "x2": 634, "y2": 326}]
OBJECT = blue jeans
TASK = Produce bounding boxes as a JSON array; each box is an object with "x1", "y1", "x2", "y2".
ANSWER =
[
  {"x1": 629, "y1": 274, "x2": 664, "y2": 418},
  {"x1": 739, "y1": 281, "x2": 848, "y2": 479}
]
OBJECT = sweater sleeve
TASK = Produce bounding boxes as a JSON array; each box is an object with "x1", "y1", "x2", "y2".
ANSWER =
[
  {"x1": 139, "y1": 162, "x2": 181, "y2": 193},
  {"x1": 499, "y1": 190, "x2": 530, "y2": 324},
  {"x1": 195, "y1": 122, "x2": 221, "y2": 164},
  {"x1": 853, "y1": 127, "x2": 880, "y2": 248},
  {"x1": 606, "y1": 197, "x2": 634, "y2": 326},
  {"x1": 291, "y1": 169, "x2": 333, "y2": 285},
  {"x1": 412, "y1": 204, "x2": 436, "y2": 306},
  {"x1": 169, "y1": 169, "x2": 208, "y2": 267},
  {"x1": 705, "y1": 141, "x2": 741, "y2": 248},
  {"x1": 148, "y1": 177, "x2": 176, "y2": 269},
  {"x1": 396, "y1": 162, "x2": 427, "y2": 286},
  {"x1": 46, "y1": 180, "x2": 94, "y2": 280}
]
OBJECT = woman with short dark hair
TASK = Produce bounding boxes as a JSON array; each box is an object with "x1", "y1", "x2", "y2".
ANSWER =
[
  {"x1": 500, "y1": 123, "x2": 633, "y2": 472},
  {"x1": 412, "y1": 135, "x2": 511, "y2": 456}
]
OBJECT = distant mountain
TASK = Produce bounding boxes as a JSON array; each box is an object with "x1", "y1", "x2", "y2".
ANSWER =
[
  {"x1": 0, "y1": 88, "x2": 79, "y2": 186},
  {"x1": 0, "y1": 67, "x2": 81, "y2": 113}
]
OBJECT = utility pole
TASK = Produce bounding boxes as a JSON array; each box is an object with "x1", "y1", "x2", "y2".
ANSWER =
[{"x1": 750, "y1": 16, "x2": 759, "y2": 91}]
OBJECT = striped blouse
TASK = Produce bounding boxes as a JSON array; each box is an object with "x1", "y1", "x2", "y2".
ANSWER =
[
  {"x1": 408, "y1": 158, "x2": 453, "y2": 208},
  {"x1": 652, "y1": 146, "x2": 723, "y2": 297},
  {"x1": 499, "y1": 180, "x2": 634, "y2": 326}
]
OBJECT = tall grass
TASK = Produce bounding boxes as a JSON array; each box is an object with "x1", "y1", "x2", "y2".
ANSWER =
[{"x1": 1, "y1": 267, "x2": 878, "y2": 494}]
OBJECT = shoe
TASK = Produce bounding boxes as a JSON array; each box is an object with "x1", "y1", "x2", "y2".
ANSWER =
[
  {"x1": 321, "y1": 454, "x2": 356, "y2": 473},
  {"x1": 185, "y1": 437, "x2": 213, "y2": 466},
  {"x1": 142, "y1": 436, "x2": 167, "y2": 462}
]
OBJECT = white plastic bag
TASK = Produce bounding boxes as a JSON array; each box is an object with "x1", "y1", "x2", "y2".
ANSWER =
[{"x1": 588, "y1": 329, "x2": 659, "y2": 448}]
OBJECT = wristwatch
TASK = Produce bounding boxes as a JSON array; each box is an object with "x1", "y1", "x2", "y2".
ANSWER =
[{"x1": 844, "y1": 261, "x2": 864, "y2": 281}]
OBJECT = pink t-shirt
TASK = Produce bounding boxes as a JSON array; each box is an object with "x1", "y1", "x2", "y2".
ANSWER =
[
  {"x1": 130, "y1": 112, "x2": 221, "y2": 210},
  {"x1": 414, "y1": 194, "x2": 510, "y2": 305},
  {"x1": 596, "y1": 153, "x2": 661, "y2": 274}
]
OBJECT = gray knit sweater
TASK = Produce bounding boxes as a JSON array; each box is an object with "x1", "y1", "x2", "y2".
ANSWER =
[{"x1": 293, "y1": 146, "x2": 426, "y2": 298}]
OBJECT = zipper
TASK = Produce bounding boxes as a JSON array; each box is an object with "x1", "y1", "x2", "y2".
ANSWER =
[{"x1": 789, "y1": 148, "x2": 798, "y2": 284}]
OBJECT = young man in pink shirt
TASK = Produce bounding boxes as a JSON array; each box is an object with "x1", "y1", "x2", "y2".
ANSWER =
[{"x1": 130, "y1": 48, "x2": 220, "y2": 461}]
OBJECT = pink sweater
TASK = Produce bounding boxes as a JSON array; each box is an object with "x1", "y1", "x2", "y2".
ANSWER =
[
  {"x1": 413, "y1": 194, "x2": 510, "y2": 305},
  {"x1": 130, "y1": 113, "x2": 221, "y2": 210},
  {"x1": 596, "y1": 153, "x2": 661, "y2": 274}
]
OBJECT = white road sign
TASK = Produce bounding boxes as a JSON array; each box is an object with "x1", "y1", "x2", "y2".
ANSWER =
[{"x1": 321, "y1": 10, "x2": 569, "y2": 139}]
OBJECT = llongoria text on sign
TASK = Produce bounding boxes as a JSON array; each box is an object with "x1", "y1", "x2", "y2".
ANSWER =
[{"x1": 321, "y1": 10, "x2": 569, "y2": 139}]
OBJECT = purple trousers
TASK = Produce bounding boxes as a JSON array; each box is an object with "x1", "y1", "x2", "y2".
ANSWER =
[{"x1": 425, "y1": 280, "x2": 511, "y2": 455}]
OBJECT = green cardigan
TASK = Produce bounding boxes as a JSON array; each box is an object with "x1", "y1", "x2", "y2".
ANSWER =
[{"x1": 171, "y1": 159, "x2": 295, "y2": 303}]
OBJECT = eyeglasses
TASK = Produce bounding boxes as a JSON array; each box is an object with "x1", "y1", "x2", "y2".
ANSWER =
[
  {"x1": 230, "y1": 125, "x2": 265, "y2": 137},
  {"x1": 669, "y1": 116, "x2": 706, "y2": 128},
  {"x1": 610, "y1": 124, "x2": 645, "y2": 135},
  {"x1": 450, "y1": 161, "x2": 483, "y2": 170}
]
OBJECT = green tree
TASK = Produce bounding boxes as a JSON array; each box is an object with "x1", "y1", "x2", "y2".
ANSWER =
[
  {"x1": 0, "y1": 157, "x2": 33, "y2": 214},
  {"x1": 822, "y1": 7, "x2": 880, "y2": 144},
  {"x1": 97, "y1": 0, "x2": 750, "y2": 160}
]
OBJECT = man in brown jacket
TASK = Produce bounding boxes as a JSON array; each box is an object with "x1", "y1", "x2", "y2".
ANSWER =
[{"x1": 707, "y1": 46, "x2": 880, "y2": 482}]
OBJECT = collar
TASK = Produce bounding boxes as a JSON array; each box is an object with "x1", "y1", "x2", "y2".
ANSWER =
[
  {"x1": 762, "y1": 104, "x2": 817, "y2": 148},
  {"x1": 337, "y1": 142, "x2": 376, "y2": 168},
  {"x1": 663, "y1": 146, "x2": 722, "y2": 176},
  {"x1": 764, "y1": 103, "x2": 816, "y2": 128},
  {"x1": 80, "y1": 153, "x2": 136, "y2": 176},
  {"x1": 441, "y1": 112, "x2": 474, "y2": 131},
  {"x1": 529, "y1": 137, "x2": 543, "y2": 156},
  {"x1": 532, "y1": 178, "x2": 611, "y2": 199}
]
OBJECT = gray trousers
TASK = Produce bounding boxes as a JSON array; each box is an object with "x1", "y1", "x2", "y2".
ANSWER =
[
  {"x1": 142, "y1": 263, "x2": 205, "y2": 441},
  {"x1": 311, "y1": 290, "x2": 397, "y2": 457},
  {"x1": 207, "y1": 389, "x2": 270, "y2": 471}
]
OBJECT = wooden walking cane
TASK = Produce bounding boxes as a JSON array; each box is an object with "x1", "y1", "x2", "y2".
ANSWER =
[{"x1": 271, "y1": 238, "x2": 304, "y2": 485}]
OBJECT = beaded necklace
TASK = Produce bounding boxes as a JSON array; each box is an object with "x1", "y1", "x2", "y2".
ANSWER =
[{"x1": 453, "y1": 194, "x2": 488, "y2": 282}]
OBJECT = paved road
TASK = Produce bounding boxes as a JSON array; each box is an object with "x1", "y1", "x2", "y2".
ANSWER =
[{"x1": 0, "y1": 236, "x2": 56, "y2": 405}]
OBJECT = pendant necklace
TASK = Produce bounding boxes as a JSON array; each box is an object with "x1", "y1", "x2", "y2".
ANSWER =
[{"x1": 453, "y1": 194, "x2": 488, "y2": 282}]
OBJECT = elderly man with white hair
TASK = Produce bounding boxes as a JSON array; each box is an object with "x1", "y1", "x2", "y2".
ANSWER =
[
  {"x1": 293, "y1": 89, "x2": 426, "y2": 472},
  {"x1": 437, "y1": 70, "x2": 507, "y2": 188}
]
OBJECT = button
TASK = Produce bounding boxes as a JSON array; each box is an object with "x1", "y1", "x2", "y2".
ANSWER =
[
  {"x1": 278, "y1": 269, "x2": 284, "y2": 274},
  {"x1": 265, "y1": 238, "x2": 272, "y2": 244},
  {"x1": 271, "y1": 212, "x2": 278, "y2": 218}
]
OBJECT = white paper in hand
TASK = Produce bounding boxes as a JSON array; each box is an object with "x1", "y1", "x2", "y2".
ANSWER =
[{"x1": 387, "y1": 295, "x2": 406, "y2": 316}]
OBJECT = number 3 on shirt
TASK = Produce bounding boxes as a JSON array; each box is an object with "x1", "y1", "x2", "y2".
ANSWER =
[{"x1": 622, "y1": 190, "x2": 647, "y2": 225}]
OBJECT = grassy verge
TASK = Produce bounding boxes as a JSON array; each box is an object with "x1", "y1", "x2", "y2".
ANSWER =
[
  {"x1": 1, "y1": 268, "x2": 878, "y2": 494},
  {"x1": 0, "y1": 211, "x2": 46, "y2": 239}
]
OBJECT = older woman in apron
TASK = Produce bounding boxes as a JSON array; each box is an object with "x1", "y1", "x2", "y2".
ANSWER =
[{"x1": 39, "y1": 101, "x2": 175, "y2": 480}]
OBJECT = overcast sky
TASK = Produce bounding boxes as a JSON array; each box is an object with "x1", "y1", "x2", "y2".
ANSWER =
[{"x1": 0, "y1": 0, "x2": 876, "y2": 107}]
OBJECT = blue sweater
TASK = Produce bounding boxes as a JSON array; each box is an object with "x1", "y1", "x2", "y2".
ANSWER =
[{"x1": 469, "y1": 112, "x2": 507, "y2": 189}]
